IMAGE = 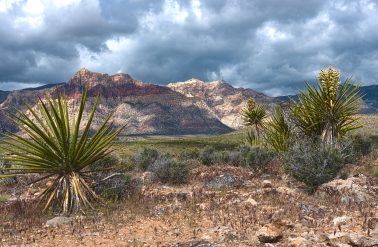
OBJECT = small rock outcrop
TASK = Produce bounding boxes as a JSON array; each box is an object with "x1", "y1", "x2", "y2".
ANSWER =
[
  {"x1": 45, "y1": 216, "x2": 73, "y2": 227},
  {"x1": 256, "y1": 224, "x2": 283, "y2": 243},
  {"x1": 317, "y1": 175, "x2": 376, "y2": 204},
  {"x1": 205, "y1": 173, "x2": 244, "y2": 190}
]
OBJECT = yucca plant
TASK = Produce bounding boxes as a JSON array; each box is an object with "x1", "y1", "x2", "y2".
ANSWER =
[
  {"x1": 265, "y1": 105, "x2": 292, "y2": 152},
  {"x1": 0, "y1": 88, "x2": 123, "y2": 213},
  {"x1": 242, "y1": 98, "x2": 268, "y2": 143},
  {"x1": 291, "y1": 66, "x2": 364, "y2": 144}
]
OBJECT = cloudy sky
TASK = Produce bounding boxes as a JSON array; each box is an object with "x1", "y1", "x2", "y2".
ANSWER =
[{"x1": 0, "y1": 0, "x2": 377, "y2": 95}]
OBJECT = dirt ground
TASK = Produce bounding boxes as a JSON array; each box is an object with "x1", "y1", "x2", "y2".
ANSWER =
[{"x1": 1, "y1": 164, "x2": 377, "y2": 247}]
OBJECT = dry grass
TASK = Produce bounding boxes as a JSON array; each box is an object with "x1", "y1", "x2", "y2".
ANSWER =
[{"x1": 1, "y1": 162, "x2": 377, "y2": 246}]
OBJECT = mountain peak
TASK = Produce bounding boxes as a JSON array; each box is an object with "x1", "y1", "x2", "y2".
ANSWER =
[{"x1": 68, "y1": 69, "x2": 137, "y2": 87}]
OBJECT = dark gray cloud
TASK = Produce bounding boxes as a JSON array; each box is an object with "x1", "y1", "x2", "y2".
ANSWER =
[{"x1": 0, "y1": 0, "x2": 377, "y2": 95}]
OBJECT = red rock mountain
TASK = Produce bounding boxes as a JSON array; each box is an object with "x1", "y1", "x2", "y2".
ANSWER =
[{"x1": 0, "y1": 69, "x2": 273, "y2": 135}]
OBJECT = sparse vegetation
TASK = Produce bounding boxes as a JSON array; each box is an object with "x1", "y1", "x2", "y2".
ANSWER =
[
  {"x1": 0, "y1": 89, "x2": 123, "y2": 213},
  {"x1": 242, "y1": 98, "x2": 268, "y2": 145},
  {"x1": 264, "y1": 105, "x2": 293, "y2": 152},
  {"x1": 0, "y1": 194, "x2": 8, "y2": 203},
  {"x1": 148, "y1": 155, "x2": 189, "y2": 184},
  {"x1": 0, "y1": 66, "x2": 376, "y2": 246},
  {"x1": 283, "y1": 140, "x2": 346, "y2": 191},
  {"x1": 291, "y1": 66, "x2": 363, "y2": 144},
  {"x1": 133, "y1": 147, "x2": 159, "y2": 171}
]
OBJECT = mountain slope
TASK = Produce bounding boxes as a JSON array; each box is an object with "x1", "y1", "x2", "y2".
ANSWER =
[
  {"x1": 168, "y1": 79, "x2": 273, "y2": 128},
  {"x1": 0, "y1": 69, "x2": 232, "y2": 135}
]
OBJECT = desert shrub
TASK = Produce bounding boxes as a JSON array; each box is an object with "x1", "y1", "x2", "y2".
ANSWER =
[
  {"x1": 350, "y1": 134, "x2": 373, "y2": 157},
  {"x1": 148, "y1": 156, "x2": 188, "y2": 184},
  {"x1": 94, "y1": 173, "x2": 133, "y2": 202},
  {"x1": 244, "y1": 146, "x2": 275, "y2": 170},
  {"x1": 178, "y1": 148, "x2": 200, "y2": 160},
  {"x1": 0, "y1": 194, "x2": 9, "y2": 203},
  {"x1": 199, "y1": 146, "x2": 216, "y2": 165},
  {"x1": 92, "y1": 153, "x2": 120, "y2": 170},
  {"x1": 337, "y1": 135, "x2": 374, "y2": 163},
  {"x1": 373, "y1": 166, "x2": 378, "y2": 177},
  {"x1": 283, "y1": 140, "x2": 346, "y2": 191},
  {"x1": 134, "y1": 148, "x2": 159, "y2": 171}
]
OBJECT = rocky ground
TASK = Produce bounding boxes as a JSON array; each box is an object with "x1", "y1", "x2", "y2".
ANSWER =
[{"x1": 0, "y1": 163, "x2": 377, "y2": 247}]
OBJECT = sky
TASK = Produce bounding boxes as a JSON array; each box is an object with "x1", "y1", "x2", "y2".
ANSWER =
[{"x1": 0, "y1": 0, "x2": 377, "y2": 96}]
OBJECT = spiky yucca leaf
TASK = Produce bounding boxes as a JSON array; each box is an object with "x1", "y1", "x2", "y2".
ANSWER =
[
  {"x1": 0, "y1": 88, "x2": 123, "y2": 213},
  {"x1": 265, "y1": 105, "x2": 292, "y2": 152},
  {"x1": 242, "y1": 99, "x2": 268, "y2": 140},
  {"x1": 291, "y1": 66, "x2": 363, "y2": 144}
]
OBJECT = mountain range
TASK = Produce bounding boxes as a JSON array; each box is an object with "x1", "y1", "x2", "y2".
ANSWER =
[{"x1": 0, "y1": 68, "x2": 376, "y2": 135}]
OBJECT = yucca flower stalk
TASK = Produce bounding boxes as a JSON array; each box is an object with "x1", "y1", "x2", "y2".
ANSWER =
[
  {"x1": 0, "y1": 88, "x2": 123, "y2": 213},
  {"x1": 291, "y1": 66, "x2": 364, "y2": 144}
]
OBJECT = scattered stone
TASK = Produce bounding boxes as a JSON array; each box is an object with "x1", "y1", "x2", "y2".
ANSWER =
[
  {"x1": 287, "y1": 237, "x2": 307, "y2": 247},
  {"x1": 46, "y1": 217, "x2": 73, "y2": 227},
  {"x1": 262, "y1": 180, "x2": 273, "y2": 188},
  {"x1": 329, "y1": 231, "x2": 378, "y2": 247},
  {"x1": 168, "y1": 240, "x2": 218, "y2": 247},
  {"x1": 243, "y1": 197, "x2": 258, "y2": 207},
  {"x1": 205, "y1": 173, "x2": 243, "y2": 190},
  {"x1": 208, "y1": 225, "x2": 238, "y2": 243},
  {"x1": 317, "y1": 175, "x2": 375, "y2": 204},
  {"x1": 257, "y1": 224, "x2": 283, "y2": 243},
  {"x1": 332, "y1": 216, "x2": 352, "y2": 227},
  {"x1": 300, "y1": 203, "x2": 327, "y2": 217},
  {"x1": 349, "y1": 234, "x2": 378, "y2": 247}
]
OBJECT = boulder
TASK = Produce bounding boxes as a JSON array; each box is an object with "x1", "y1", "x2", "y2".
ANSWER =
[
  {"x1": 333, "y1": 216, "x2": 352, "y2": 227},
  {"x1": 257, "y1": 224, "x2": 283, "y2": 243},
  {"x1": 262, "y1": 180, "x2": 273, "y2": 188},
  {"x1": 317, "y1": 175, "x2": 376, "y2": 204},
  {"x1": 243, "y1": 197, "x2": 258, "y2": 207},
  {"x1": 46, "y1": 216, "x2": 73, "y2": 227},
  {"x1": 205, "y1": 173, "x2": 243, "y2": 190}
]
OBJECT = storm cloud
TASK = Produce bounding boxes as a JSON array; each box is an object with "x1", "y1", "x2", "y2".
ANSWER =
[{"x1": 0, "y1": 0, "x2": 377, "y2": 95}]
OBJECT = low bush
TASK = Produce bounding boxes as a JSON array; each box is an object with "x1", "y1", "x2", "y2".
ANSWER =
[
  {"x1": 0, "y1": 194, "x2": 8, "y2": 203},
  {"x1": 133, "y1": 148, "x2": 159, "y2": 171},
  {"x1": 199, "y1": 146, "x2": 216, "y2": 165},
  {"x1": 373, "y1": 165, "x2": 378, "y2": 177},
  {"x1": 244, "y1": 146, "x2": 275, "y2": 170},
  {"x1": 91, "y1": 154, "x2": 120, "y2": 170},
  {"x1": 94, "y1": 173, "x2": 134, "y2": 202},
  {"x1": 337, "y1": 135, "x2": 374, "y2": 163},
  {"x1": 148, "y1": 156, "x2": 189, "y2": 184},
  {"x1": 283, "y1": 140, "x2": 346, "y2": 191},
  {"x1": 198, "y1": 144, "x2": 274, "y2": 169},
  {"x1": 178, "y1": 148, "x2": 200, "y2": 160}
]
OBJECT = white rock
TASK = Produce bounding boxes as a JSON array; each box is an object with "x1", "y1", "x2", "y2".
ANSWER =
[
  {"x1": 262, "y1": 180, "x2": 273, "y2": 188},
  {"x1": 46, "y1": 216, "x2": 73, "y2": 227},
  {"x1": 333, "y1": 216, "x2": 352, "y2": 227},
  {"x1": 243, "y1": 197, "x2": 258, "y2": 206}
]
